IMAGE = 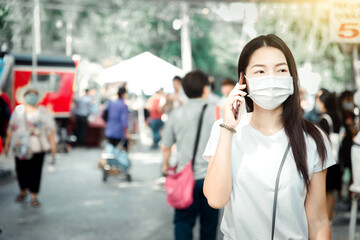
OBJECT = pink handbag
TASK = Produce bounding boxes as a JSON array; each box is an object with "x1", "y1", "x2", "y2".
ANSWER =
[
  {"x1": 165, "y1": 104, "x2": 207, "y2": 209},
  {"x1": 165, "y1": 161, "x2": 195, "y2": 209}
]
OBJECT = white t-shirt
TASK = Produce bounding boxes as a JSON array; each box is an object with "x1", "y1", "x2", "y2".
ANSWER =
[{"x1": 203, "y1": 113, "x2": 335, "y2": 240}]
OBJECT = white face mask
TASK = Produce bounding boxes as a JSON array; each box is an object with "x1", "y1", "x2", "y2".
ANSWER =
[{"x1": 245, "y1": 75, "x2": 294, "y2": 110}]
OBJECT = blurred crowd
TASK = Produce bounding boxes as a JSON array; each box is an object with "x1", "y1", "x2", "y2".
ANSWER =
[
  {"x1": 301, "y1": 88, "x2": 359, "y2": 221},
  {"x1": 1, "y1": 75, "x2": 359, "y2": 210},
  {"x1": 0, "y1": 73, "x2": 239, "y2": 206}
]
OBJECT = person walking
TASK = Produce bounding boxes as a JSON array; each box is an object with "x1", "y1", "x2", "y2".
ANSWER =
[
  {"x1": 4, "y1": 87, "x2": 56, "y2": 208},
  {"x1": 146, "y1": 88, "x2": 166, "y2": 149},
  {"x1": 338, "y1": 90, "x2": 358, "y2": 205},
  {"x1": 104, "y1": 87, "x2": 130, "y2": 150},
  {"x1": 303, "y1": 88, "x2": 330, "y2": 123},
  {"x1": 165, "y1": 76, "x2": 188, "y2": 112},
  {"x1": 203, "y1": 34, "x2": 334, "y2": 239},
  {"x1": 162, "y1": 70, "x2": 219, "y2": 240},
  {"x1": 72, "y1": 89, "x2": 94, "y2": 146},
  {"x1": 316, "y1": 90, "x2": 343, "y2": 220},
  {"x1": 339, "y1": 90, "x2": 357, "y2": 172}
]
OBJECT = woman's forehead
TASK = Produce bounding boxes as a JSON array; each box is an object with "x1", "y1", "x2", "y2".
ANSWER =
[{"x1": 248, "y1": 47, "x2": 287, "y2": 68}]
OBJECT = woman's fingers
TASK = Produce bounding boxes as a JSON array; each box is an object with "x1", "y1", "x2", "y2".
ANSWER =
[
  {"x1": 230, "y1": 90, "x2": 247, "y2": 97},
  {"x1": 238, "y1": 83, "x2": 247, "y2": 89},
  {"x1": 226, "y1": 92, "x2": 246, "y2": 106},
  {"x1": 233, "y1": 96, "x2": 245, "y2": 102},
  {"x1": 234, "y1": 83, "x2": 247, "y2": 90},
  {"x1": 229, "y1": 84, "x2": 247, "y2": 97}
]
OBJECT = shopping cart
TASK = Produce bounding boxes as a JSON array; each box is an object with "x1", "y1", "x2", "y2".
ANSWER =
[{"x1": 98, "y1": 142, "x2": 131, "y2": 182}]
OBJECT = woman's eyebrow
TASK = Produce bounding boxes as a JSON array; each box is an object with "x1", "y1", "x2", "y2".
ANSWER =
[
  {"x1": 251, "y1": 64, "x2": 265, "y2": 69},
  {"x1": 251, "y1": 62, "x2": 288, "y2": 69},
  {"x1": 275, "y1": 62, "x2": 288, "y2": 67}
]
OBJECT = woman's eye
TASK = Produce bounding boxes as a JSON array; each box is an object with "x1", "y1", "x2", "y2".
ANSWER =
[
  {"x1": 279, "y1": 69, "x2": 288, "y2": 73},
  {"x1": 255, "y1": 70, "x2": 265, "y2": 74}
]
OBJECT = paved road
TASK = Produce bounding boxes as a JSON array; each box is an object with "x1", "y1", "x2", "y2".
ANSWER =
[{"x1": 0, "y1": 144, "x2": 359, "y2": 240}]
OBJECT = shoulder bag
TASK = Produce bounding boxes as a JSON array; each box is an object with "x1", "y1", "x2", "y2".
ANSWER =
[
  {"x1": 12, "y1": 106, "x2": 33, "y2": 160},
  {"x1": 271, "y1": 143, "x2": 290, "y2": 240},
  {"x1": 27, "y1": 108, "x2": 51, "y2": 153},
  {"x1": 165, "y1": 104, "x2": 208, "y2": 209}
]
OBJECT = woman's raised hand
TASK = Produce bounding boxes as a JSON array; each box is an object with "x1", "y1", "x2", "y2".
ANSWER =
[{"x1": 223, "y1": 83, "x2": 247, "y2": 129}]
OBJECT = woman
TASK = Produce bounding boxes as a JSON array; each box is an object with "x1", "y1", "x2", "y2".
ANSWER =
[
  {"x1": 203, "y1": 34, "x2": 334, "y2": 239},
  {"x1": 146, "y1": 88, "x2": 165, "y2": 149},
  {"x1": 4, "y1": 87, "x2": 56, "y2": 208},
  {"x1": 316, "y1": 90, "x2": 342, "y2": 220}
]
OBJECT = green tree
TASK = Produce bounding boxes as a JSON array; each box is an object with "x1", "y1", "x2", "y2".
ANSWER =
[
  {"x1": 72, "y1": 0, "x2": 182, "y2": 63},
  {"x1": 255, "y1": 2, "x2": 354, "y2": 92},
  {"x1": 4, "y1": 0, "x2": 352, "y2": 94},
  {"x1": 0, "y1": 4, "x2": 13, "y2": 50}
]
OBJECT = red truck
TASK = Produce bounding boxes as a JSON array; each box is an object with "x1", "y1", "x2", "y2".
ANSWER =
[
  {"x1": 0, "y1": 53, "x2": 79, "y2": 151},
  {"x1": 1, "y1": 53, "x2": 78, "y2": 115}
]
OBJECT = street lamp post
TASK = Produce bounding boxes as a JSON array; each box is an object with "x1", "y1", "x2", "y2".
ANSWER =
[
  {"x1": 66, "y1": 20, "x2": 73, "y2": 57},
  {"x1": 32, "y1": 0, "x2": 41, "y2": 84},
  {"x1": 180, "y1": 2, "x2": 192, "y2": 73}
]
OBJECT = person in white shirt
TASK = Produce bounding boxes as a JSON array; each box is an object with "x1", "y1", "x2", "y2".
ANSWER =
[
  {"x1": 203, "y1": 34, "x2": 334, "y2": 240},
  {"x1": 166, "y1": 76, "x2": 188, "y2": 111}
]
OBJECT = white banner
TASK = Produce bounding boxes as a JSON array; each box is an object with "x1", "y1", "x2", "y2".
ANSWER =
[{"x1": 329, "y1": 0, "x2": 360, "y2": 43}]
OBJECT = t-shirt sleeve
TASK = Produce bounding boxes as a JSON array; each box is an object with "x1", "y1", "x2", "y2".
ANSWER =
[
  {"x1": 203, "y1": 119, "x2": 223, "y2": 161},
  {"x1": 162, "y1": 113, "x2": 175, "y2": 148},
  {"x1": 313, "y1": 128, "x2": 336, "y2": 173}
]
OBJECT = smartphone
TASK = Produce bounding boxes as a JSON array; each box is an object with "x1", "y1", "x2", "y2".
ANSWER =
[{"x1": 234, "y1": 72, "x2": 244, "y2": 120}]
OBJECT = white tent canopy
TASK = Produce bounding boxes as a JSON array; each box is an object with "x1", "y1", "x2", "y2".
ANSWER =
[{"x1": 98, "y1": 52, "x2": 185, "y2": 95}]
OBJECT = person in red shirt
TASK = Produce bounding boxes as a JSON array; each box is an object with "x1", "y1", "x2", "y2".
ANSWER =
[{"x1": 146, "y1": 89, "x2": 166, "y2": 149}]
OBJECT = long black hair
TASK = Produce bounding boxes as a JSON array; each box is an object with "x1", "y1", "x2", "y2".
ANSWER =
[{"x1": 238, "y1": 34, "x2": 327, "y2": 189}]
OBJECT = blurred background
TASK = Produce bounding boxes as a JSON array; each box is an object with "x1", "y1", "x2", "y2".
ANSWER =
[
  {"x1": 1, "y1": 0, "x2": 360, "y2": 95},
  {"x1": 0, "y1": 0, "x2": 359, "y2": 239}
]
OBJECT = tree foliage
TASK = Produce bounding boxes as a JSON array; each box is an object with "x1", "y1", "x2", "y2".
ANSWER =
[
  {"x1": 1, "y1": 0, "x2": 354, "y2": 92},
  {"x1": 255, "y1": 2, "x2": 354, "y2": 92},
  {"x1": 0, "y1": 5, "x2": 13, "y2": 50}
]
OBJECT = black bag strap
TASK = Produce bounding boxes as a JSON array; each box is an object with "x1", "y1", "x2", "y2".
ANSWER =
[
  {"x1": 271, "y1": 142, "x2": 290, "y2": 240},
  {"x1": 191, "y1": 104, "x2": 208, "y2": 169}
]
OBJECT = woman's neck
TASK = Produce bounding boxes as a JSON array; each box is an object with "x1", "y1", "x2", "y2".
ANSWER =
[
  {"x1": 248, "y1": 105, "x2": 284, "y2": 136},
  {"x1": 25, "y1": 104, "x2": 38, "y2": 113}
]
